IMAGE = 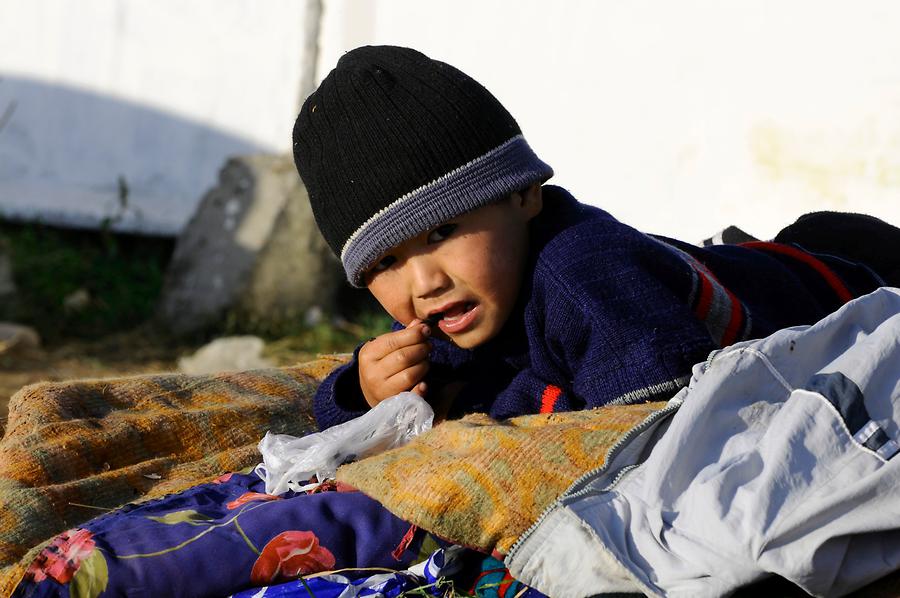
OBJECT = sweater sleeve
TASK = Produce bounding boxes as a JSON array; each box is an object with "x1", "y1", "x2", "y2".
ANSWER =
[
  {"x1": 488, "y1": 241, "x2": 721, "y2": 418},
  {"x1": 549, "y1": 251, "x2": 719, "y2": 409},
  {"x1": 312, "y1": 324, "x2": 478, "y2": 430},
  {"x1": 312, "y1": 343, "x2": 369, "y2": 430},
  {"x1": 486, "y1": 367, "x2": 576, "y2": 419}
]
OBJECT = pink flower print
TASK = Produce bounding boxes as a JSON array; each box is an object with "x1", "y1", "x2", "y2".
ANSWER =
[
  {"x1": 26, "y1": 528, "x2": 96, "y2": 584},
  {"x1": 226, "y1": 492, "x2": 282, "y2": 510},
  {"x1": 250, "y1": 530, "x2": 336, "y2": 585},
  {"x1": 212, "y1": 472, "x2": 234, "y2": 484}
]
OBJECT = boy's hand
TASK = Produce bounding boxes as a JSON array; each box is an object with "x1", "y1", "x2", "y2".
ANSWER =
[{"x1": 358, "y1": 319, "x2": 431, "y2": 408}]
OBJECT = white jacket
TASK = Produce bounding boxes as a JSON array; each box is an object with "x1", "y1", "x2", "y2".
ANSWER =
[{"x1": 507, "y1": 287, "x2": 900, "y2": 598}]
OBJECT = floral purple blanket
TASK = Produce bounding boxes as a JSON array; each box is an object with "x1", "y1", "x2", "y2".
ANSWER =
[
  {"x1": 14, "y1": 472, "x2": 416, "y2": 596},
  {"x1": 13, "y1": 471, "x2": 541, "y2": 598}
]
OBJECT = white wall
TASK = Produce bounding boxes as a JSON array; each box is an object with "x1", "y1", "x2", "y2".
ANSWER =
[
  {"x1": 318, "y1": 0, "x2": 900, "y2": 242},
  {"x1": 0, "y1": 1, "x2": 310, "y2": 235},
  {"x1": 3, "y1": 1, "x2": 898, "y2": 240}
]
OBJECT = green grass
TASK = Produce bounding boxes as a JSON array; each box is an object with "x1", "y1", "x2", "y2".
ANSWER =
[
  {"x1": 264, "y1": 311, "x2": 393, "y2": 362},
  {"x1": 0, "y1": 219, "x2": 392, "y2": 353},
  {"x1": 0, "y1": 221, "x2": 174, "y2": 343}
]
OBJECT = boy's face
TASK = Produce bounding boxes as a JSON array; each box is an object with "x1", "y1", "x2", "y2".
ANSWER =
[{"x1": 364, "y1": 186, "x2": 543, "y2": 349}]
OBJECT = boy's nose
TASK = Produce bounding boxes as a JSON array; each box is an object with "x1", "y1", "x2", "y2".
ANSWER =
[{"x1": 407, "y1": 255, "x2": 450, "y2": 299}]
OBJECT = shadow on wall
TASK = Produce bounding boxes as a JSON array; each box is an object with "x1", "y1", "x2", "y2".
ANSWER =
[{"x1": 0, "y1": 74, "x2": 267, "y2": 236}]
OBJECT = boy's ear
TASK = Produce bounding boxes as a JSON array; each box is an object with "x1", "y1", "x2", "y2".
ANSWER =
[{"x1": 519, "y1": 183, "x2": 543, "y2": 220}]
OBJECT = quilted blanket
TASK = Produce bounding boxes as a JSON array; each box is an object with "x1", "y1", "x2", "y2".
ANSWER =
[{"x1": 0, "y1": 355, "x2": 346, "y2": 597}]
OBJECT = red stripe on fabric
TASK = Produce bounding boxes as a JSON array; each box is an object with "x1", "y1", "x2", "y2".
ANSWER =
[
  {"x1": 472, "y1": 568, "x2": 507, "y2": 592},
  {"x1": 539, "y1": 385, "x2": 563, "y2": 414},
  {"x1": 741, "y1": 241, "x2": 853, "y2": 304},
  {"x1": 391, "y1": 524, "x2": 418, "y2": 561},
  {"x1": 720, "y1": 287, "x2": 744, "y2": 346},
  {"x1": 498, "y1": 570, "x2": 517, "y2": 597},
  {"x1": 689, "y1": 258, "x2": 745, "y2": 346},
  {"x1": 694, "y1": 271, "x2": 714, "y2": 320}
]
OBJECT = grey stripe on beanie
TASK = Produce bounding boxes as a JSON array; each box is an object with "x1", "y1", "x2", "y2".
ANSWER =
[{"x1": 341, "y1": 135, "x2": 552, "y2": 286}]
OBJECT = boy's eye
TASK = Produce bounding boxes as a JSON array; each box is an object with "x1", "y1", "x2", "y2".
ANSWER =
[
  {"x1": 370, "y1": 255, "x2": 397, "y2": 273},
  {"x1": 427, "y1": 223, "x2": 458, "y2": 244}
]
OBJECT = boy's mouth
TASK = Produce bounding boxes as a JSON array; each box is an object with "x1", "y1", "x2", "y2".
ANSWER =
[{"x1": 428, "y1": 302, "x2": 479, "y2": 334}]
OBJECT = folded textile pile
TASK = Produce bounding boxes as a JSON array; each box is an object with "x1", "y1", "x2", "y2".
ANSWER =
[
  {"x1": 0, "y1": 355, "x2": 346, "y2": 597},
  {"x1": 337, "y1": 401, "x2": 667, "y2": 554}
]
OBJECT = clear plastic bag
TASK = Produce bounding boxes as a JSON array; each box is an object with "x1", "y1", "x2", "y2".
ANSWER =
[{"x1": 255, "y1": 392, "x2": 434, "y2": 495}]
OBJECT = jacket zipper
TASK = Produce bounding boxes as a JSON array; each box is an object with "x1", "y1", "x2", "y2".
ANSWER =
[{"x1": 505, "y1": 397, "x2": 684, "y2": 562}]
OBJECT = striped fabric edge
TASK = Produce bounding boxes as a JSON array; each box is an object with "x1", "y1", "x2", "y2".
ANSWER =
[
  {"x1": 665, "y1": 245, "x2": 752, "y2": 347},
  {"x1": 739, "y1": 241, "x2": 853, "y2": 304},
  {"x1": 539, "y1": 385, "x2": 563, "y2": 413},
  {"x1": 608, "y1": 375, "x2": 692, "y2": 406}
]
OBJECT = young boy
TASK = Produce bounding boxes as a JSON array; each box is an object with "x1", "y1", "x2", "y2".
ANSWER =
[{"x1": 293, "y1": 45, "x2": 894, "y2": 430}]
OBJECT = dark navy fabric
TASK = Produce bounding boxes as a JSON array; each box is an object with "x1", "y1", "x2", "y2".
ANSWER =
[
  {"x1": 805, "y1": 371, "x2": 898, "y2": 457},
  {"x1": 314, "y1": 186, "x2": 883, "y2": 430},
  {"x1": 774, "y1": 210, "x2": 900, "y2": 287},
  {"x1": 806, "y1": 372, "x2": 870, "y2": 435},
  {"x1": 864, "y1": 428, "x2": 893, "y2": 453}
]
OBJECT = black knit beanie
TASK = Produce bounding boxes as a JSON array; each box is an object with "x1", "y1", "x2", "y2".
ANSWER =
[{"x1": 292, "y1": 46, "x2": 553, "y2": 287}]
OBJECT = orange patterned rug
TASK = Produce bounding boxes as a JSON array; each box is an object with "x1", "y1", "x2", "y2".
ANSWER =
[{"x1": 338, "y1": 402, "x2": 667, "y2": 555}]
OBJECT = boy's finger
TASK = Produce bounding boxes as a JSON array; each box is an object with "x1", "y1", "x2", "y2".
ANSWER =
[
  {"x1": 385, "y1": 360, "x2": 430, "y2": 394},
  {"x1": 381, "y1": 343, "x2": 431, "y2": 377},
  {"x1": 372, "y1": 322, "x2": 430, "y2": 357},
  {"x1": 412, "y1": 382, "x2": 427, "y2": 397}
]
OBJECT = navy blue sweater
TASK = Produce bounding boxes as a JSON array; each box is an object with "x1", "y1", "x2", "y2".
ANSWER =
[{"x1": 313, "y1": 186, "x2": 882, "y2": 429}]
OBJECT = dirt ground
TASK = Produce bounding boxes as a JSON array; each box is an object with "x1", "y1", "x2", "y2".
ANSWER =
[
  {"x1": 0, "y1": 332, "x2": 180, "y2": 434},
  {"x1": 0, "y1": 327, "x2": 333, "y2": 435}
]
